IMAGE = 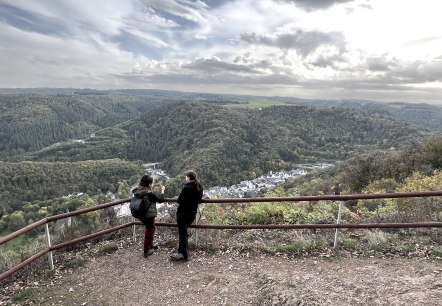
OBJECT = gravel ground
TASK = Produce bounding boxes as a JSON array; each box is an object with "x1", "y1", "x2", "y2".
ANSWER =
[{"x1": 2, "y1": 237, "x2": 442, "y2": 306}]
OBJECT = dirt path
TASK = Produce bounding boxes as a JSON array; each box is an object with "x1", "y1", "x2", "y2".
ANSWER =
[{"x1": 3, "y1": 240, "x2": 442, "y2": 306}]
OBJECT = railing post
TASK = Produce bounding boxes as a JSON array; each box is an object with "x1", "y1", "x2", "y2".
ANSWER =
[
  {"x1": 132, "y1": 218, "x2": 136, "y2": 242},
  {"x1": 44, "y1": 223, "x2": 54, "y2": 270},
  {"x1": 194, "y1": 209, "x2": 200, "y2": 247},
  {"x1": 333, "y1": 201, "x2": 344, "y2": 249}
]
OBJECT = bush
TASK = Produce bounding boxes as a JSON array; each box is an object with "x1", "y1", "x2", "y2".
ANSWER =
[
  {"x1": 341, "y1": 238, "x2": 358, "y2": 250},
  {"x1": 98, "y1": 243, "x2": 119, "y2": 256},
  {"x1": 65, "y1": 257, "x2": 87, "y2": 270},
  {"x1": 365, "y1": 230, "x2": 392, "y2": 252}
]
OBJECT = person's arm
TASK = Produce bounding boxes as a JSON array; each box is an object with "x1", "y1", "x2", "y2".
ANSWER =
[
  {"x1": 147, "y1": 193, "x2": 163, "y2": 203},
  {"x1": 147, "y1": 186, "x2": 165, "y2": 203}
]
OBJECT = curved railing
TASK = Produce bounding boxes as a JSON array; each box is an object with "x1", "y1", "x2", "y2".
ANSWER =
[{"x1": 1, "y1": 191, "x2": 442, "y2": 281}]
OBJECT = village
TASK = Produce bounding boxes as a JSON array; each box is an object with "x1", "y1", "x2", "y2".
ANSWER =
[
  {"x1": 59, "y1": 163, "x2": 333, "y2": 221},
  {"x1": 148, "y1": 162, "x2": 333, "y2": 199}
]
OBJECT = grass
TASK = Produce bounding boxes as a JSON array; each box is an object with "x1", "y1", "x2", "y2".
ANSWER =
[
  {"x1": 341, "y1": 238, "x2": 358, "y2": 250},
  {"x1": 65, "y1": 257, "x2": 87, "y2": 270},
  {"x1": 11, "y1": 287, "x2": 37, "y2": 302},
  {"x1": 397, "y1": 241, "x2": 417, "y2": 253},
  {"x1": 39, "y1": 291, "x2": 84, "y2": 306},
  {"x1": 0, "y1": 231, "x2": 27, "y2": 252},
  {"x1": 97, "y1": 243, "x2": 119, "y2": 256},
  {"x1": 204, "y1": 273, "x2": 216, "y2": 282},
  {"x1": 365, "y1": 230, "x2": 391, "y2": 252},
  {"x1": 431, "y1": 246, "x2": 442, "y2": 257},
  {"x1": 44, "y1": 269, "x2": 56, "y2": 279},
  {"x1": 287, "y1": 282, "x2": 298, "y2": 289},
  {"x1": 201, "y1": 244, "x2": 219, "y2": 255},
  {"x1": 259, "y1": 239, "x2": 325, "y2": 256}
]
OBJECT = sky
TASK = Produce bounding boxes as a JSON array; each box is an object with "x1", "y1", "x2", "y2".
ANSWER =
[{"x1": 0, "y1": 0, "x2": 441, "y2": 104}]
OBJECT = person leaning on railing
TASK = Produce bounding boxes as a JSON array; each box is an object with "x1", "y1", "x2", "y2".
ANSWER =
[
  {"x1": 131, "y1": 175, "x2": 165, "y2": 257},
  {"x1": 170, "y1": 170, "x2": 203, "y2": 261}
]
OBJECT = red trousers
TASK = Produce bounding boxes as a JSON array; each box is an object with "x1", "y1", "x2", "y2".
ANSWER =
[{"x1": 143, "y1": 217, "x2": 155, "y2": 253}]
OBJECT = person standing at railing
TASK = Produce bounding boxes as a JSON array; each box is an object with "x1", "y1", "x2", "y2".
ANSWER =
[
  {"x1": 170, "y1": 170, "x2": 203, "y2": 261},
  {"x1": 131, "y1": 175, "x2": 165, "y2": 258}
]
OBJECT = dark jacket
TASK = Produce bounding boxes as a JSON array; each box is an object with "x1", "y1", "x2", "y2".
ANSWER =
[
  {"x1": 132, "y1": 186, "x2": 164, "y2": 219},
  {"x1": 177, "y1": 181, "x2": 203, "y2": 215}
]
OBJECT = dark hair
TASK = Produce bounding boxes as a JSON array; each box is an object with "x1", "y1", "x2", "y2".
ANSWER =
[
  {"x1": 185, "y1": 170, "x2": 203, "y2": 192},
  {"x1": 139, "y1": 175, "x2": 153, "y2": 188},
  {"x1": 185, "y1": 170, "x2": 197, "y2": 181}
]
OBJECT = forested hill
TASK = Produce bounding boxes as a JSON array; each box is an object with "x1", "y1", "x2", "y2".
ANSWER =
[
  {"x1": 18, "y1": 101, "x2": 431, "y2": 187},
  {"x1": 132, "y1": 103, "x2": 430, "y2": 185},
  {"x1": 0, "y1": 93, "x2": 175, "y2": 158}
]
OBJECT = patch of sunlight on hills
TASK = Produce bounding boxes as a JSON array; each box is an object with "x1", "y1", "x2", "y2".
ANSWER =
[{"x1": 223, "y1": 100, "x2": 293, "y2": 108}]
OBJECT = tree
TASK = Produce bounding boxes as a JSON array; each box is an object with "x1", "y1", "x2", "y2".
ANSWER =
[
  {"x1": 7, "y1": 211, "x2": 26, "y2": 232},
  {"x1": 117, "y1": 180, "x2": 130, "y2": 199}
]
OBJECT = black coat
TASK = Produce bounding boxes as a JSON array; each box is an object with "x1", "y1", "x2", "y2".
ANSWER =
[{"x1": 177, "y1": 181, "x2": 203, "y2": 215}]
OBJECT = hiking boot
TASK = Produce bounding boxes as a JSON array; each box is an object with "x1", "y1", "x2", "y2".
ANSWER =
[
  {"x1": 169, "y1": 252, "x2": 186, "y2": 261},
  {"x1": 144, "y1": 249, "x2": 155, "y2": 257}
]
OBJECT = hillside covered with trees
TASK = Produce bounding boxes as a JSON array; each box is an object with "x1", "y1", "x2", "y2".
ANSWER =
[
  {"x1": 0, "y1": 92, "x2": 177, "y2": 159},
  {"x1": 0, "y1": 89, "x2": 440, "y2": 236},
  {"x1": 12, "y1": 101, "x2": 432, "y2": 187}
]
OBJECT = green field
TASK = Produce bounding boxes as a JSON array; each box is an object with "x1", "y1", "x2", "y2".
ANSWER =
[{"x1": 223, "y1": 100, "x2": 293, "y2": 108}]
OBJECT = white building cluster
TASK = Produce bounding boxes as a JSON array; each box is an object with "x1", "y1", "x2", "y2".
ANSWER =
[
  {"x1": 115, "y1": 163, "x2": 332, "y2": 218},
  {"x1": 204, "y1": 163, "x2": 331, "y2": 199}
]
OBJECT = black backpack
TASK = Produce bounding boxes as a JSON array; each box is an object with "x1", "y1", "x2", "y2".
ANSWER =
[{"x1": 129, "y1": 196, "x2": 144, "y2": 219}]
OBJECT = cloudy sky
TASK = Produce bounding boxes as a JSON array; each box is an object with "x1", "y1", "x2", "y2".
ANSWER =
[{"x1": 1, "y1": 0, "x2": 441, "y2": 104}]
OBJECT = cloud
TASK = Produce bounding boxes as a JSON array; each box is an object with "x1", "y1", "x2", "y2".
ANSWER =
[
  {"x1": 0, "y1": 0, "x2": 441, "y2": 104},
  {"x1": 0, "y1": 2, "x2": 71, "y2": 37},
  {"x1": 183, "y1": 57, "x2": 259, "y2": 74},
  {"x1": 240, "y1": 30, "x2": 346, "y2": 57},
  {"x1": 387, "y1": 59, "x2": 442, "y2": 84},
  {"x1": 365, "y1": 56, "x2": 399, "y2": 72},
  {"x1": 274, "y1": 0, "x2": 355, "y2": 11}
]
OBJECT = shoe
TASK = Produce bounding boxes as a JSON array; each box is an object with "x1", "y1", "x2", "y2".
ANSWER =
[
  {"x1": 152, "y1": 244, "x2": 159, "y2": 250},
  {"x1": 144, "y1": 249, "x2": 154, "y2": 257},
  {"x1": 169, "y1": 252, "x2": 186, "y2": 261}
]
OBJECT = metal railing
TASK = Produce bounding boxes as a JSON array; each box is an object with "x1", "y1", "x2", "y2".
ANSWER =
[{"x1": 1, "y1": 191, "x2": 442, "y2": 281}]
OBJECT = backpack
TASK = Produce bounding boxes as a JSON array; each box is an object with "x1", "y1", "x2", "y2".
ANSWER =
[{"x1": 129, "y1": 196, "x2": 144, "y2": 219}]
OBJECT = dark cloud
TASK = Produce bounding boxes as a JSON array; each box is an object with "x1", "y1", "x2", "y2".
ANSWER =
[
  {"x1": 183, "y1": 58, "x2": 259, "y2": 74},
  {"x1": 274, "y1": 0, "x2": 355, "y2": 12},
  {"x1": 386, "y1": 60, "x2": 442, "y2": 83},
  {"x1": 308, "y1": 53, "x2": 347, "y2": 69},
  {"x1": 365, "y1": 56, "x2": 398, "y2": 72},
  {"x1": 240, "y1": 30, "x2": 346, "y2": 57},
  {"x1": 115, "y1": 70, "x2": 298, "y2": 86}
]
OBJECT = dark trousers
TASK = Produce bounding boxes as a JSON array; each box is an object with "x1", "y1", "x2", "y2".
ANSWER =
[
  {"x1": 177, "y1": 212, "x2": 195, "y2": 259},
  {"x1": 141, "y1": 217, "x2": 155, "y2": 253}
]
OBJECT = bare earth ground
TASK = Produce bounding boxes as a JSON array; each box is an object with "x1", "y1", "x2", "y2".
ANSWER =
[{"x1": 2, "y1": 230, "x2": 442, "y2": 306}]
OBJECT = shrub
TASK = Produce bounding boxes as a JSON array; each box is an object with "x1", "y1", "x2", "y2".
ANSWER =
[
  {"x1": 98, "y1": 243, "x2": 119, "y2": 256},
  {"x1": 341, "y1": 238, "x2": 358, "y2": 250},
  {"x1": 274, "y1": 239, "x2": 324, "y2": 255},
  {"x1": 246, "y1": 203, "x2": 285, "y2": 224},
  {"x1": 65, "y1": 257, "x2": 87, "y2": 270},
  {"x1": 201, "y1": 204, "x2": 230, "y2": 224},
  {"x1": 365, "y1": 230, "x2": 391, "y2": 252}
]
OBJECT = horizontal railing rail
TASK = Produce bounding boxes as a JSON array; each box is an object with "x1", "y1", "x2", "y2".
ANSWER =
[{"x1": 1, "y1": 190, "x2": 442, "y2": 281}]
